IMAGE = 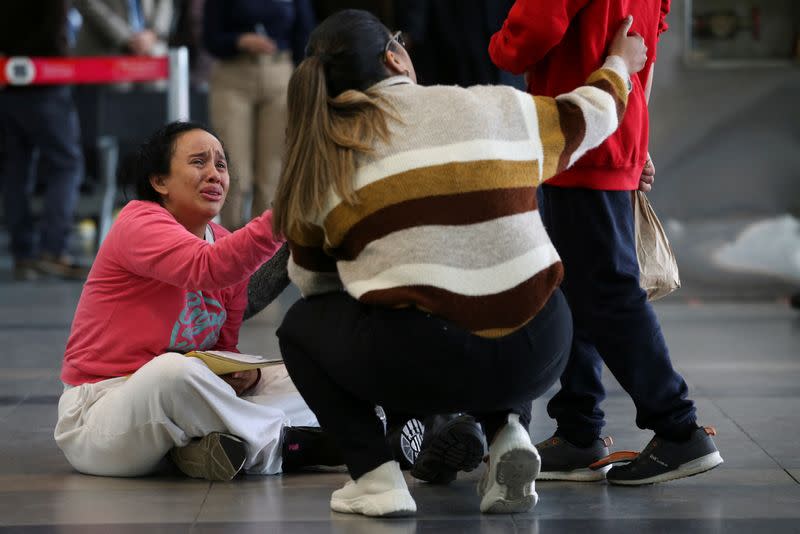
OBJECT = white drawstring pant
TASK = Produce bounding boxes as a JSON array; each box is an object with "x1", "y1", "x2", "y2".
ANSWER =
[{"x1": 54, "y1": 353, "x2": 318, "y2": 477}]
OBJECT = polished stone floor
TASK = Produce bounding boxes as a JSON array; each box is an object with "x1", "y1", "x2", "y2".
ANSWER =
[{"x1": 1, "y1": 259, "x2": 800, "y2": 532}]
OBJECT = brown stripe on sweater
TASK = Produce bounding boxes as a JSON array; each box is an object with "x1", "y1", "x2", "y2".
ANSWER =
[
  {"x1": 288, "y1": 222, "x2": 326, "y2": 249},
  {"x1": 359, "y1": 262, "x2": 563, "y2": 334},
  {"x1": 587, "y1": 68, "x2": 629, "y2": 108},
  {"x1": 323, "y1": 159, "x2": 539, "y2": 248},
  {"x1": 587, "y1": 78, "x2": 625, "y2": 125},
  {"x1": 555, "y1": 99, "x2": 586, "y2": 175},
  {"x1": 289, "y1": 241, "x2": 338, "y2": 273},
  {"x1": 331, "y1": 187, "x2": 538, "y2": 261},
  {"x1": 532, "y1": 97, "x2": 567, "y2": 183}
]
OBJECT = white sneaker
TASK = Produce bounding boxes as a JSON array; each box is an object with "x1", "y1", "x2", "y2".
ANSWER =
[
  {"x1": 330, "y1": 461, "x2": 417, "y2": 517},
  {"x1": 477, "y1": 414, "x2": 540, "y2": 513}
]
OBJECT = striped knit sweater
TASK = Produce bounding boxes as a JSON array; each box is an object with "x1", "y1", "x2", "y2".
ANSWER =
[{"x1": 287, "y1": 57, "x2": 630, "y2": 337}]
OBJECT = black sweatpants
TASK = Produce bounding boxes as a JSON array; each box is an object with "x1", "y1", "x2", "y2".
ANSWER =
[
  {"x1": 540, "y1": 186, "x2": 696, "y2": 445},
  {"x1": 278, "y1": 289, "x2": 572, "y2": 478}
]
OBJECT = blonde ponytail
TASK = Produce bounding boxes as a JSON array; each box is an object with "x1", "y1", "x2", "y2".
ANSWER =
[{"x1": 272, "y1": 56, "x2": 396, "y2": 238}]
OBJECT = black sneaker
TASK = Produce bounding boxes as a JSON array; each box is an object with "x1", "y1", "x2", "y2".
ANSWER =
[
  {"x1": 410, "y1": 414, "x2": 487, "y2": 484},
  {"x1": 536, "y1": 434, "x2": 613, "y2": 481},
  {"x1": 169, "y1": 432, "x2": 247, "y2": 481},
  {"x1": 281, "y1": 426, "x2": 344, "y2": 472},
  {"x1": 387, "y1": 418, "x2": 425, "y2": 470},
  {"x1": 607, "y1": 426, "x2": 723, "y2": 486}
]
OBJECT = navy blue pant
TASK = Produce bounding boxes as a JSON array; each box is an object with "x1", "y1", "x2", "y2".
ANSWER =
[
  {"x1": 0, "y1": 86, "x2": 83, "y2": 260},
  {"x1": 539, "y1": 186, "x2": 696, "y2": 445},
  {"x1": 278, "y1": 289, "x2": 572, "y2": 478}
]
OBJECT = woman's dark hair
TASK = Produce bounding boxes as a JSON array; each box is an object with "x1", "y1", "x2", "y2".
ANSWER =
[
  {"x1": 306, "y1": 9, "x2": 398, "y2": 97},
  {"x1": 119, "y1": 121, "x2": 228, "y2": 205},
  {"x1": 272, "y1": 9, "x2": 400, "y2": 237}
]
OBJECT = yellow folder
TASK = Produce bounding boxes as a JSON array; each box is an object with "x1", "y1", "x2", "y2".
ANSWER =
[{"x1": 184, "y1": 350, "x2": 283, "y2": 375}]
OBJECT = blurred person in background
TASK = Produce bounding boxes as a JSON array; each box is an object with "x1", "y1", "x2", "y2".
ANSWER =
[
  {"x1": 490, "y1": 0, "x2": 722, "y2": 486},
  {"x1": 0, "y1": 1, "x2": 87, "y2": 281},
  {"x1": 203, "y1": 0, "x2": 315, "y2": 230},
  {"x1": 170, "y1": 0, "x2": 215, "y2": 89},
  {"x1": 313, "y1": 0, "x2": 395, "y2": 26},
  {"x1": 397, "y1": 0, "x2": 519, "y2": 88},
  {"x1": 73, "y1": 0, "x2": 174, "y2": 57}
]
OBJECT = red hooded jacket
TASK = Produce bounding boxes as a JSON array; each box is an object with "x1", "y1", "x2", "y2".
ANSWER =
[{"x1": 490, "y1": 0, "x2": 670, "y2": 190}]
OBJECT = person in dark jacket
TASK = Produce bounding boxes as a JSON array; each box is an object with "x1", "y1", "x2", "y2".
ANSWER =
[
  {"x1": 396, "y1": 0, "x2": 520, "y2": 87},
  {"x1": 203, "y1": 0, "x2": 315, "y2": 229},
  {"x1": 313, "y1": 0, "x2": 395, "y2": 27},
  {"x1": 0, "y1": 1, "x2": 87, "y2": 280}
]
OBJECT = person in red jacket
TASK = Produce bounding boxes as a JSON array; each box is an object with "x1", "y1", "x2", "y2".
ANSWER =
[{"x1": 490, "y1": 1, "x2": 723, "y2": 485}]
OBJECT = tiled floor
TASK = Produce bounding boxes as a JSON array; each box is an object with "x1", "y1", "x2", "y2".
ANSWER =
[{"x1": 1, "y1": 269, "x2": 800, "y2": 532}]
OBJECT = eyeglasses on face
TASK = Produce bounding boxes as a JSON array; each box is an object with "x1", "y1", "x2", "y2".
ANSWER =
[{"x1": 383, "y1": 31, "x2": 407, "y2": 57}]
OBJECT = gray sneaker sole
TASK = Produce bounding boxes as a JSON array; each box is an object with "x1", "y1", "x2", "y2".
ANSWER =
[
  {"x1": 608, "y1": 451, "x2": 723, "y2": 486},
  {"x1": 482, "y1": 449, "x2": 540, "y2": 514}
]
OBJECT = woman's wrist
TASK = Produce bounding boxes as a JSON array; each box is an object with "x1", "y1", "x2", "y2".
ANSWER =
[{"x1": 603, "y1": 55, "x2": 633, "y2": 93}]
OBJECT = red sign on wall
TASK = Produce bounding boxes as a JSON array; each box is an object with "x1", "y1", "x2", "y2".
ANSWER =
[{"x1": 0, "y1": 56, "x2": 170, "y2": 86}]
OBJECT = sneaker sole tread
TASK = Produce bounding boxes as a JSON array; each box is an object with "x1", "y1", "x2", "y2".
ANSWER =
[
  {"x1": 480, "y1": 448, "x2": 540, "y2": 514},
  {"x1": 411, "y1": 420, "x2": 485, "y2": 483}
]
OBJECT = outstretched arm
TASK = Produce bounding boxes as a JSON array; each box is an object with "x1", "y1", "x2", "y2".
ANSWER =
[{"x1": 114, "y1": 204, "x2": 282, "y2": 292}]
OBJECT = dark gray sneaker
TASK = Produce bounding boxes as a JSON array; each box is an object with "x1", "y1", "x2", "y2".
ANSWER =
[
  {"x1": 607, "y1": 426, "x2": 723, "y2": 486},
  {"x1": 536, "y1": 434, "x2": 613, "y2": 481},
  {"x1": 170, "y1": 432, "x2": 247, "y2": 481}
]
